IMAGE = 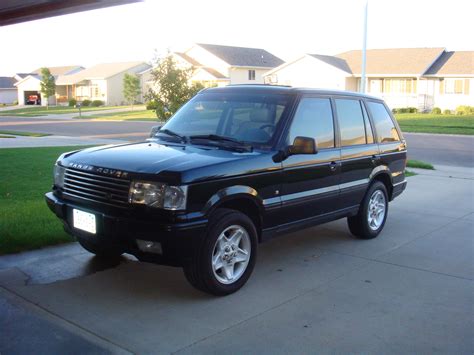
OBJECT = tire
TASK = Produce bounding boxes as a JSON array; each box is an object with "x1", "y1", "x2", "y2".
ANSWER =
[
  {"x1": 76, "y1": 236, "x2": 124, "y2": 258},
  {"x1": 348, "y1": 181, "x2": 389, "y2": 239},
  {"x1": 183, "y1": 208, "x2": 258, "y2": 296}
]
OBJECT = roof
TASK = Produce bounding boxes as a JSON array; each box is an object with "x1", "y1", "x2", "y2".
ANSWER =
[
  {"x1": 203, "y1": 84, "x2": 382, "y2": 100},
  {"x1": 336, "y1": 48, "x2": 445, "y2": 75},
  {"x1": 56, "y1": 61, "x2": 151, "y2": 85},
  {"x1": 308, "y1": 54, "x2": 352, "y2": 73},
  {"x1": 0, "y1": 77, "x2": 16, "y2": 89},
  {"x1": 196, "y1": 43, "x2": 284, "y2": 68},
  {"x1": 201, "y1": 67, "x2": 228, "y2": 79},
  {"x1": 15, "y1": 73, "x2": 35, "y2": 79},
  {"x1": 32, "y1": 65, "x2": 84, "y2": 76},
  {"x1": 174, "y1": 52, "x2": 202, "y2": 66},
  {"x1": 424, "y1": 51, "x2": 474, "y2": 75}
]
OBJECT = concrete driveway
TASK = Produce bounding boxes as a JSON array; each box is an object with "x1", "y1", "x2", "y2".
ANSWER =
[{"x1": 1, "y1": 165, "x2": 473, "y2": 354}]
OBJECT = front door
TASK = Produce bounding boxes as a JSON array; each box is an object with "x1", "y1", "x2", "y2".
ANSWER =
[{"x1": 278, "y1": 96, "x2": 341, "y2": 227}]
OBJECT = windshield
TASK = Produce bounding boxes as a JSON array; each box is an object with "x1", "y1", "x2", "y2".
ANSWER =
[{"x1": 158, "y1": 92, "x2": 291, "y2": 146}]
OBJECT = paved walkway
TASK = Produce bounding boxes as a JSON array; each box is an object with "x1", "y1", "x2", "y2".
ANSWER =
[{"x1": 1, "y1": 166, "x2": 473, "y2": 354}]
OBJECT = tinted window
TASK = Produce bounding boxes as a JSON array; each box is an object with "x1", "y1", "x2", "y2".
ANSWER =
[
  {"x1": 367, "y1": 102, "x2": 400, "y2": 143},
  {"x1": 335, "y1": 99, "x2": 366, "y2": 146},
  {"x1": 361, "y1": 102, "x2": 374, "y2": 144},
  {"x1": 288, "y1": 98, "x2": 334, "y2": 149}
]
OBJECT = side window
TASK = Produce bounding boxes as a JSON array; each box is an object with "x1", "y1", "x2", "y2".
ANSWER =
[
  {"x1": 335, "y1": 99, "x2": 366, "y2": 146},
  {"x1": 367, "y1": 101, "x2": 400, "y2": 143},
  {"x1": 288, "y1": 98, "x2": 334, "y2": 149},
  {"x1": 361, "y1": 101, "x2": 374, "y2": 144}
]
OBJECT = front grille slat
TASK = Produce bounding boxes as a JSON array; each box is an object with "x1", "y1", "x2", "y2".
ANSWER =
[{"x1": 63, "y1": 167, "x2": 130, "y2": 207}]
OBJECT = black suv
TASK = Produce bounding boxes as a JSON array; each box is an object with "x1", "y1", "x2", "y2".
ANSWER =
[{"x1": 46, "y1": 85, "x2": 407, "y2": 295}]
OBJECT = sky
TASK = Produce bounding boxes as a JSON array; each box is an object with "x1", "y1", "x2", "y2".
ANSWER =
[{"x1": 0, "y1": 0, "x2": 472, "y2": 76}]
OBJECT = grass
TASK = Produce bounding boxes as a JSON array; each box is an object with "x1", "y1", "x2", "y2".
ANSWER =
[
  {"x1": 406, "y1": 159, "x2": 434, "y2": 170},
  {"x1": 0, "y1": 146, "x2": 93, "y2": 255},
  {"x1": 405, "y1": 170, "x2": 416, "y2": 177},
  {"x1": 0, "y1": 130, "x2": 51, "y2": 137},
  {"x1": 395, "y1": 113, "x2": 474, "y2": 135},
  {"x1": 0, "y1": 105, "x2": 125, "y2": 117},
  {"x1": 75, "y1": 109, "x2": 159, "y2": 121}
]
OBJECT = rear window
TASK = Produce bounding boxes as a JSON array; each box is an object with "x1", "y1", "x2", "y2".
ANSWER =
[{"x1": 366, "y1": 101, "x2": 400, "y2": 143}]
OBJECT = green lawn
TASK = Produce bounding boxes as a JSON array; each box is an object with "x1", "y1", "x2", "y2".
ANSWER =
[
  {"x1": 75, "y1": 109, "x2": 159, "y2": 121},
  {"x1": 0, "y1": 105, "x2": 125, "y2": 117},
  {"x1": 0, "y1": 146, "x2": 93, "y2": 254},
  {"x1": 406, "y1": 159, "x2": 435, "y2": 170},
  {"x1": 395, "y1": 113, "x2": 474, "y2": 135},
  {"x1": 0, "y1": 130, "x2": 51, "y2": 137}
]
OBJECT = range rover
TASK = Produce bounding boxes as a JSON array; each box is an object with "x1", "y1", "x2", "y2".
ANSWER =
[{"x1": 46, "y1": 85, "x2": 407, "y2": 295}]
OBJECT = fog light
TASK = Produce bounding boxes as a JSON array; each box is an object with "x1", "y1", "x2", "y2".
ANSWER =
[{"x1": 136, "y1": 240, "x2": 163, "y2": 254}]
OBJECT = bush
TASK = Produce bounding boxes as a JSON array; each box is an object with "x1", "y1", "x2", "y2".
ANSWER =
[
  {"x1": 146, "y1": 100, "x2": 158, "y2": 110},
  {"x1": 431, "y1": 107, "x2": 441, "y2": 114},
  {"x1": 455, "y1": 105, "x2": 474, "y2": 115},
  {"x1": 443, "y1": 109, "x2": 452, "y2": 115},
  {"x1": 81, "y1": 99, "x2": 91, "y2": 107},
  {"x1": 91, "y1": 100, "x2": 104, "y2": 107},
  {"x1": 68, "y1": 98, "x2": 77, "y2": 107},
  {"x1": 407, "y1": 107, "x2": 418, "y2": 113}
]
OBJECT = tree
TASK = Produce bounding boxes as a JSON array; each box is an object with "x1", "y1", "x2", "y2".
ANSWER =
[
  {"x1": 39, "y1": 67, "x2": 55, "y2": 109},
  {"x1": 145, "y1": 55, "x2": 204, "y2": 121},
  {"x1": 123, "y1": 73, "x2": 141, "y2": 111}
]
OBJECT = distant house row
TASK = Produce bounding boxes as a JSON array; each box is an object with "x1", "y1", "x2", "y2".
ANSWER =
[{"x1": 0, "y1": 44, "x2": 472, "y2": 110}]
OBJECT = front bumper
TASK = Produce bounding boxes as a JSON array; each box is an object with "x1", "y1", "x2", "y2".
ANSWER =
[{"x1": 45, "y1": 192, "x2": 207, "y2": 265}]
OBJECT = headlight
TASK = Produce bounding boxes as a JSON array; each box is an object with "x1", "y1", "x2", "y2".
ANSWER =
[
  {"x1": 129, "y1": 181, "x2": 187, "y2": 210},
  {"x1": 53, "y1": 164, "x2": 65, "y2": 188}
]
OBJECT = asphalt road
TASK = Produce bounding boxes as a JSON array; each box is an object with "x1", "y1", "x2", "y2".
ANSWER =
[
  {"x1": 1, "y1": 116, "x2": 473, "y2": 167},
  {"x1": 1, "y1": 166, "x2": 473, "y2": 353}
]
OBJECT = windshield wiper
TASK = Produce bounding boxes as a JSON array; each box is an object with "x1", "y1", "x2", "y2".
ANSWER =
[
  {"x1": 156, "y1": 129, "x2": 187, "y2": 142},
  {"x1": 189, "y1": 134, "x2": 253, "y2": 152}
]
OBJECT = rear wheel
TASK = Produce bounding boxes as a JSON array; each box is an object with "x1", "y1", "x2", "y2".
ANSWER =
[
  {"x1": 183, "y1": 208, "x2": 257, "y2": 296},
  {"x1": 76, "y1": 236, "x2": 124, "y2": 258},
  {"x1": 348, "y1": 181, "x2": 388, "y2": 239}
]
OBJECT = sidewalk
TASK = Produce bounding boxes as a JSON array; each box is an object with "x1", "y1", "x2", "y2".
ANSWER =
[
  {"x1": 0, "y1": 134, "x2": 124, "y2": 148},
  {"x1": 1, "y1": 165, "x2": 472, "y2": 354}
]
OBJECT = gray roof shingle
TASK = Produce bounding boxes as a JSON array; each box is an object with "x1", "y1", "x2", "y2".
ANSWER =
[
  {"x1": 424, "y1": 51, "x2": 474, "y2": 75},
  {"x1": 0, "y1": 77, "x2": 16, "y2": 89},
  {"x1": 308, "y1": 54, "x2": 352, "y2": 73},
  {"x1": 197, "y1": 43, "x2": 284, "y2": 68}
]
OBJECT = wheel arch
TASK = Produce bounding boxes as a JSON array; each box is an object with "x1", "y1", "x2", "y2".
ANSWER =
[{"x1": 369, "y1": 166, "x2": 394, "y2": 200}]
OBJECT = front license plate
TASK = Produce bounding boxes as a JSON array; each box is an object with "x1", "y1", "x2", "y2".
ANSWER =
[{"x1": 73, "y1": 209, "x2": 96, "y2": 234}]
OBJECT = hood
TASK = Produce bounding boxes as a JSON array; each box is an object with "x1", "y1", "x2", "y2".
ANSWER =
[{"x1": 60, "y1": 141, "x2": 279, "y2": 184}]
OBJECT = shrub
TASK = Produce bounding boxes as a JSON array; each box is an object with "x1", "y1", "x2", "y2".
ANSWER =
[
  {"x1": 443, "y1": 109, "x2": 452, "y2": 115},
  {"x1": 68, "y1": 98, "x2": 77, "y2": 107},
  {"x1": 91, "y1": 100, "x2": 104, "y2": 107},
  {"x1": 407, "y1": 107, "x2": 418, "y2": 113},
  {"x1": 455, "y1": 105, "x2": 474, "y2": 115},
  {"x1": 431, "y1": 107, "x2": 441, "y2": 114},
  {"x1": 146, "y1": 100, "x2": 158, "y2": 110},
  {"x1": 81, "y1": 99, "x2": 91, "y2": 107}
]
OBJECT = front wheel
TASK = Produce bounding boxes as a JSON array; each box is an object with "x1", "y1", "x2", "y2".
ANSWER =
[
  {"x1": 348, "y1": 181, "x2": 388, "y2": 239},
  {"x1": 183, "y1": 208, "x2": 257, "y2": 296}
]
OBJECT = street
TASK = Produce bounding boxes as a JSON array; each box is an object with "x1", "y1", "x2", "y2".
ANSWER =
[{"x1": 1, "y1": 115, "x2": 473, "y2": 167}]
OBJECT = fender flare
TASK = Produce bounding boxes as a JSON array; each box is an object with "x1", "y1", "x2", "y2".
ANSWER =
[{"x1": 202, "y1": 185, "x2": 264, "y2": 217}]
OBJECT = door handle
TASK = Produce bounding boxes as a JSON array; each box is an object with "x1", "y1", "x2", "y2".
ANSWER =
[{"x1": 329, "y1": 161, "x2": 338, "y2": 172}]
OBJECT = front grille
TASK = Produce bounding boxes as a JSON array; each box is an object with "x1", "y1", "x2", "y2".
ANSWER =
[{"x1": 63, "y1": 168, "x2": 130, "y2": 207}]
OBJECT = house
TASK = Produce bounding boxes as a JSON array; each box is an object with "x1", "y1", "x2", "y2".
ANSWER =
[
  {"x1": 0, "y1": 77, "x2": 17, "y2": 104},
  {"x1": 15, "y1": 65, "x2": 84, "y2": 105},
  {"x1": 14, "y1": 62, "x2": 151, "y2": 106},
  {"x1": 173, "y1": 43, "x2": 284, "y2": 87},
  {"x1": 264, "y1": 48, "x2": 473, "y2": 110},
  {"x1": 55, "y1": 61, "x2": 151, "y2": 106}
]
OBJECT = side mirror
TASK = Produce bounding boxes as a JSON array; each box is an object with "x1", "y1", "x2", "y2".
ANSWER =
[
  {"x1": 273, "y1": 136, "x2": 317, "y2": 163},
  {"x1": 288, "y1": 136, "x2": 317, "y2": 155},
  {"x1": 149, "y1": 125, "x2": 162, "y2": 137}
]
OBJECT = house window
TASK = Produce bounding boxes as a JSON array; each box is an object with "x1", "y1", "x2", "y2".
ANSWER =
[
  {"x1": 248, "y1": 70, "x2": 256, "y2": 81},
  {"x1": 444, "y1": 79, "x2": 463, "y2": 94},
  {"x1": 383, "y1": 79, "x2": 416, "y2": 94}
]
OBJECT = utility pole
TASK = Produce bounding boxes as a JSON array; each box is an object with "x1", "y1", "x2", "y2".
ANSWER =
[{"x1": 361, "y1": 0, "x2": 368, "y2": 93}]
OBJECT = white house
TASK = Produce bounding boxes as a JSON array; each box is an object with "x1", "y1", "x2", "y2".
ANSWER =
[
  {"x1": 264, "y1": 48, "x2": 473, "y2": 111},
  {"x1": 173, "y1": 43, "x2": 284, "y2": 87},
  {"x1": 0, "y1": 77, "x2": 17, "y2": 104}
]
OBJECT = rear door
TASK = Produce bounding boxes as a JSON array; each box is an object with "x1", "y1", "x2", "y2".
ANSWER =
[
  {"x1": 278, "y1": 95, "x2": 341, "y2": 226},
  {"x1": 335, "y1": 98, "x2": 379, "y2": 209}
]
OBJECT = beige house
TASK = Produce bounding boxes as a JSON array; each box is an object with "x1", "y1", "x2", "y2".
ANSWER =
[
  {"x1": 264, "y1": 48, "x2": 473, "y2": 110},
  {"x1": 173, "y1": 43, "x2": 284, "y2": 87},
  {"x1": 56, "y1": 61, "x2": 151, "y2": 105}
]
